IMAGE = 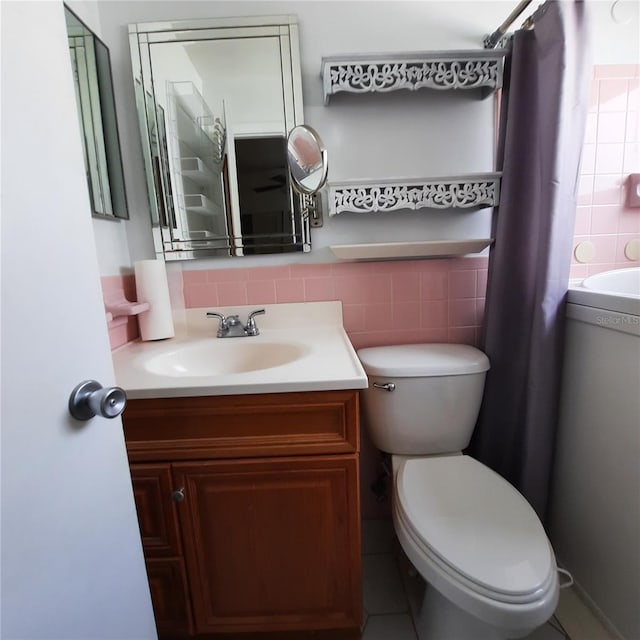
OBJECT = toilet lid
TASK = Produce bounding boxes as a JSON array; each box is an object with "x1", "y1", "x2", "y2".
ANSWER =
[{"x1": 396, "y1": 456, "x2": 554, "y2": 598}]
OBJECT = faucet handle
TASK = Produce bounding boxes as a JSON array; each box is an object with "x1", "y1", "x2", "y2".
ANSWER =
[
  {"x1": 206, "y1": 311, "x2": 229, "y2": 337},
  {"x1": 245, "y1": 308, "x2": 266, "y2": 336}
]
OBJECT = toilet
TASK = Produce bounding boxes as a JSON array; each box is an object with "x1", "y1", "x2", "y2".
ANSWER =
[{"x1": 358, "y1": 343, "x2": 559, "y2": 640}]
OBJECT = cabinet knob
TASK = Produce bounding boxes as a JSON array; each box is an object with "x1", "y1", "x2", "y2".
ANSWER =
[{"x1": 171, "y1": 487, "x2": 185, "y2": 503}]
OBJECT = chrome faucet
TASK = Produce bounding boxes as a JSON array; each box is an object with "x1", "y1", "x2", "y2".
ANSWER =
[{"x1": 206, "y1": 309, "x2": 266, "y2": 338}]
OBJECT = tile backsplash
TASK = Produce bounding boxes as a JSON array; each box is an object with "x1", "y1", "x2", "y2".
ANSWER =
[
  {"x1": 181, "y1": 257, "x2": 488, "y2": 351},
  {"x1": 572, "y1": 64, "x2": 640, "y2": 278},
  {"x1": 101, "y1": 274, "x2": 140, "y2": 350}
]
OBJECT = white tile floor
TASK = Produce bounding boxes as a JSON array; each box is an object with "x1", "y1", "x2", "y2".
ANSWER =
[{"x1": 361, "y1": 519, "x2": 616, "y2": 640}]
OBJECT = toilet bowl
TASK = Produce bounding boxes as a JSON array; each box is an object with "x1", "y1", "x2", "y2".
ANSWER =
[{"x1": 357, "y1": 344, "x2": 559, "y2": 640}]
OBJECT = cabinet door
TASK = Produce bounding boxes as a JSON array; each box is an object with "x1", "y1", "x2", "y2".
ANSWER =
[
  {"x1": 146, "y1": 558, "x2": 193, "y2": 638},
  {"x1": 130, "y1": 463, "x2": 181, "y2": 556},
  {"x1": 131, "y1": 464, "x2": 193, "y2": 637},
  {"x1": 173, "y1": 455, "x2": 362, "y2": 635}
]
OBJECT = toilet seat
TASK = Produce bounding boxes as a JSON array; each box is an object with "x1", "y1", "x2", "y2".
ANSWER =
[{"x1": 395, "y1": 455, "x2": 557, "y2": 604}]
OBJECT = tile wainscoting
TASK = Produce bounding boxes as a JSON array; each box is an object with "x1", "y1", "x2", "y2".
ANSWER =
[
  {"x1": 101, "y1": 274, "x2": 140, "y2": 350},
  {"x1": 182, "y1": 257, "x2": 488, "y2": 351},
  {"x1": 572, "y1": 64, "x2": 640, "y2": 278}
]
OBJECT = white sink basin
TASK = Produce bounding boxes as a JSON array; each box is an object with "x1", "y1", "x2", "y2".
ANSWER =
[{"x1": 143, "y1": 340, "x2": 308, "y2": 377}]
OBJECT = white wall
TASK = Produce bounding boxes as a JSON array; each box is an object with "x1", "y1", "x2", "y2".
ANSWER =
[
  {"x1": 67, "y1": 0, "x2": 145, "y2": 276},
  {"x1": 91, "y1": 0, "x2": 638, "y2": 272}
]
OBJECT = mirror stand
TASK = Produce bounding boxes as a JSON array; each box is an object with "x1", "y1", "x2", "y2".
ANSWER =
[{"x1": 299, "y1": 192, "x2": 324, "y2": 228}]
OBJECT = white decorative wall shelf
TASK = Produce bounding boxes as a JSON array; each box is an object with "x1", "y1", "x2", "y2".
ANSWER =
[
  {"x1": 328, "y1": 173, "x2": 501, "y2": 216},
  {"x1": 330, "y1": 239, "x2": 493, "y2": 261},
  {"x1": 321, "y1": 50, "x2": 507, "y2": 104}
]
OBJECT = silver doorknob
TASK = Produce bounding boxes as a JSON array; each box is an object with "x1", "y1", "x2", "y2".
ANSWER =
[{"x1": 68, "y1": 380, "x2": 127, "y2": 421}]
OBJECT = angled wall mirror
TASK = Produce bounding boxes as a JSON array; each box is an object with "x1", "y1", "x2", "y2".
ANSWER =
[
  {"x1": 64, "y1": 5, "x2": 129, "y2": 220},
  {"x1": 129, "y1": 15, "x2": 314, "y2": 260}
]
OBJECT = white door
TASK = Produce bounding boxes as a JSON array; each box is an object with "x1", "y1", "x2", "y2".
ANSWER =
[{"x1": 1, "y1": 3, "x2": 157, "y2": 638}]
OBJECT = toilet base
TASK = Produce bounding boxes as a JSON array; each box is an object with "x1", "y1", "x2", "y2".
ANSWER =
[{"x1": 417, "y1": 582, "x2": 528, "y2": 640}]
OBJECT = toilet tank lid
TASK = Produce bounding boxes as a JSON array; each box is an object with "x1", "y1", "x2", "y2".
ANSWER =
[{"x1": 357, "y1": 344, "x2": 490, "y2": 377}]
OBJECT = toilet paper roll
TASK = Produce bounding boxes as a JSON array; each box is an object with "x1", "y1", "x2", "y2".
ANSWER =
[{"x1": 134, "y1": 259, "x2": 175, "y2": 341}]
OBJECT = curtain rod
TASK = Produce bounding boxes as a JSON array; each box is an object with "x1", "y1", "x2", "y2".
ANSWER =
[{"x1": 484, "y1": 0, "x2": 533, "y2": 48}]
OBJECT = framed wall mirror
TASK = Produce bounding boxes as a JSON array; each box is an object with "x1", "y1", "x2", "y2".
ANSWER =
[
  {"x1": 129, "y1": 15, "x2": 311, "y2": 260},
  {"x1": 64, "y1": 5, "x2": 129, "y2": 220}
]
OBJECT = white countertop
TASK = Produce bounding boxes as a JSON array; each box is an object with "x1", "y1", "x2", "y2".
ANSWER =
[{"x1": 112, "y1": 301, "x2": 368, "y2": 399}]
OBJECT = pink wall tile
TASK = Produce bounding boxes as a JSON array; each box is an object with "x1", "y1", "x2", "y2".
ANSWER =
[
  {"x1": 449, "y1": 270, "x2": 477, "y2": 298},
  {"x1": 618, "y1": 209, "x2": 640, "y2": 233},
  {"x1": 392, "y1": 302, "x2": 421, "y2": 330},
  {"x1": 574, "y1": 206, "x2": 592, "y2": 235},
  {"x1": 420, "y1": 271, "x2": 448, "y2": 299},
  {"x1": 571, "y1": 65, "x2": 640, "y2": 273},
  {"x1": 275, "y1": 278, "x2": 304, "y2": 303},
  {"x1": 627, "y1": 111, "x2": 640, "y2": 143},
  {"x1": 101, "y1": 275, "x2": 141, "y2": 350},
  {"x1": 304, "y1": 277, "x2": 335, "y2": 302},
  {"x1": 182, "y1": 269, "x2": 208, "y2": 286},
  {"x1": 250, "y1": 265, "x2": 291, "y2": 280},
  {"x1": 591, "y1": 205, "x2": 622, "y2": 234},
  {"x1": 587, "y1": 263, "x2": 617, "y2": 276},
  {"x1": 246, "y1": 280, "x2": 277, "y2": 305},
  {"x1": 331, "y1": 261, "x2": 373, "y2": 276},
  {"x1": 592, "y1": 174, "x2": 625, "y2": 205},
  {"x1": 185, "y1": 282, "x2": 218, "y2": 308},
  {"x1": 628, "y1": 80, "x2": 639, "y2": 112},
  {"x1": 342, "y1": 304, "x2": 366, "y2": 333},
  {"x1": 594, "y1": 143, "x2": 625, "y2": 174},
  {"x1": 623, "y1": 142, "x2": 640, "y2": 173},
  {"x1": 392, "y1": 272, "x2": 420, "y2": 303},
  {"x1": 449, "y1": 298, "x2": 477, "y2": 328},
  {"x1": 207, "y1": 267, "x2": 247, "y2": 283},
  {"x1": 577, "y1": 175, "x2": 594, "y2": 205},
  {"x1": 363, "y1": 304, "x2": 394, "y2": 332},
  {"x1": 597, "y1": 113, "x2": 627, "y2": 143},
  {"x1": 217, "y1": 281, "x2": 247, "y2": 306},
  {"x1": 476, "y1": 269, "x2": 488, "y2": 297},
  {"x1": 180, "y1": 258, "x2": 490, "y2": 350},
  {"x1": 290, "y1": 263, "x2": 332, "y2": 278},
  {"x1": 584, "y1": 112, "x2": 598, "y2": 144},
  {"x1": 580, "y1": 143, "x2": 596, "y2": 174},
  {"x1": 598, "y1": 79, "x2": 629, "y2": 112},
  {"x1": 569, "y1": 264, "x2": 589, "y2": 280},
  {"x1": 594, "y1": 65, "x2": 640, "y2": 79},
  {"x1": 590, "y1": 235, "x2": 618, "y2": 264},
  {"x1": 421, "y1": 299, "x2": 448, "y2": 328},
  {"x1": 448, "y1": 327, "x2": 477, "y2": 346}
]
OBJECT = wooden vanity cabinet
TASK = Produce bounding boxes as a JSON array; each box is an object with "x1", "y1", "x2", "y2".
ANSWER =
[{"x1": 124, "y1": 390, "x2": 362, "y2": 639}]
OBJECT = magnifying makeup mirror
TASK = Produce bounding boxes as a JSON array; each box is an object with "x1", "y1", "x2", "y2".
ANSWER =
[{"x1": 287, "y1": 125, "x2": 328, "y2": 195}]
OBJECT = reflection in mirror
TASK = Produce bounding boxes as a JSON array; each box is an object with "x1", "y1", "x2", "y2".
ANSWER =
[
  {"x1": 288, "y1": 125, "x2": 328, "y2": 195},
  {"x1": 129, "y1": 16, "x2": 310, "y2": 260},
  {"x1": 64, "y1": 5, "x2": 128, "y2": 219}
]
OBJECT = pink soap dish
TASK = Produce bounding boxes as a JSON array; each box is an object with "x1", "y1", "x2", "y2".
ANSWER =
[{"x1": 105, "y1": 299, "x2": 150, "y2": 320}]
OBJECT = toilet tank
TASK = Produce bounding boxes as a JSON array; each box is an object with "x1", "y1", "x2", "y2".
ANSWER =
[{"x1": 357, "y1": 344, "x2": 490, "y2": 455}]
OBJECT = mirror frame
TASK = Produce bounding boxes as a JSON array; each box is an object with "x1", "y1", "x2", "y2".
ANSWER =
[
  {"x1": 64, "y1": 5, "x2": 129, "y2": 220},
  {"x1": 129, "y1": 15, "x2": 309, "y2": 260}
]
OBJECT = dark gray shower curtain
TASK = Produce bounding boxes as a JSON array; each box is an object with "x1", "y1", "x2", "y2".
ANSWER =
[{"x1": 469, "y1": 1, "x2": 591, "y2": 521}]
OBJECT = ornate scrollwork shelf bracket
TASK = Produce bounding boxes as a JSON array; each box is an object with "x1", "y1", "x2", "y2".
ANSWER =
[
  {"x1": 321, "y1": 50, "x2": 507, "y2": 105},
  {"x1": 328, "y1": 174, "x2": 501, "y2": 216}
]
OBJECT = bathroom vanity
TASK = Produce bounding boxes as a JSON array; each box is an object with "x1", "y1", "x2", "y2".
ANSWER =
[{"x1": 113, "y1": 303, "x2": 367, "y2": 638}]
